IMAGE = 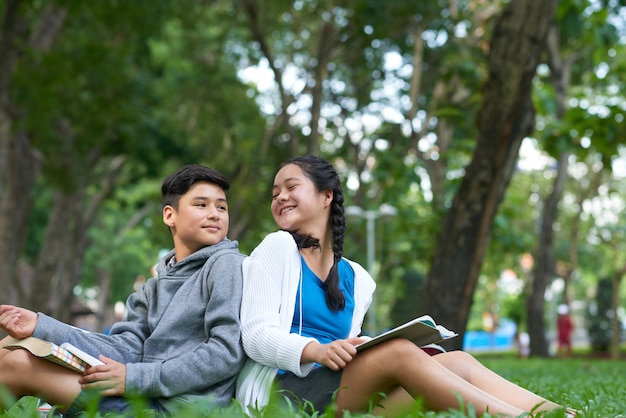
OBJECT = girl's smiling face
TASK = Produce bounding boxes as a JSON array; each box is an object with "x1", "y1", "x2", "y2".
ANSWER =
[{"x1": 271, "y1": 163, "x2": 332, "y2": 236}]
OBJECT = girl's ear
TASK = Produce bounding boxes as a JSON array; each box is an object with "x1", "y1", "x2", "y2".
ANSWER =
[{"x1": 323, "y1": 189, "x2": 334, "y2": 208}]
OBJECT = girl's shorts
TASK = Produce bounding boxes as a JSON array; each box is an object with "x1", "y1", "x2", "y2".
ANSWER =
[{"x1": 275, "y1": 366, "x2": 343, "y2": 413}]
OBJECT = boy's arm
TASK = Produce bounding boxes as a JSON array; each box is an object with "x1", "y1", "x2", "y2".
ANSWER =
[
  {"x1": 32, "y1": 285, "x2": 153, "y2": 362},
  {"x1": 125, "y1": 253, "x2": 245, "y2": 397},
  {"x1": 0, "y1": 305, "x2": 38, "y2": 338}
]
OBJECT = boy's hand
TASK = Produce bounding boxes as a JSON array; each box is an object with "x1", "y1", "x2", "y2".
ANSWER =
[
  {"x1": 79, "y1": 355, "x2": 126, "y2": 396},
  {"x1": 0, "y1": 305, "x2": 38, "y2": 338}
]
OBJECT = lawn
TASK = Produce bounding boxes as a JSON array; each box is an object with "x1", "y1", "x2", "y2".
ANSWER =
[
  {"x1": 2, "y1": 355, "x2": 625, "y2": 417},
  {"x1": 479, "y1": 355, "x2": 626, "y2": 417}
]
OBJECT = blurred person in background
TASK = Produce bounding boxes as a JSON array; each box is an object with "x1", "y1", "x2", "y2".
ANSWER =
[{"x1": 557, "y1": 304, "x2": 574, "y2": 358}]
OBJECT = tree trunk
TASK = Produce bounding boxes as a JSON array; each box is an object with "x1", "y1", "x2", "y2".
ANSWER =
[
  {"x1": 610, "y1": 270, "x2": 624, "y2": 360},
  {"x1": 0, "y1": 0, "x2": 27, "y2": 307},
  {"x1": 30, "y1": 155, "x2": 126, "y2": 322},
  {"x1": 0, "y1": 2, "x2": 66, "y2": 309},
  {"x1": 525, "y1": 19, "x2": 580, "y2": 357},
  {"x1": 0, "y1": 132, "x2": 42, "y2": 306},
  {"x1": 94, "y1": 267, "x2": 113, "y2": 333},
  {"x1": 422, "y1": 0, "x2": 558, "y2": 349},
  {"x1": 53, "y1": 190, "x2": 92, "y2": 324},
  {"x1": 29, "y1": 188, "x2": 83, "y2": 313},
  {"x1": 526, "y1": 152, "x2": 570, "y2": 357}
]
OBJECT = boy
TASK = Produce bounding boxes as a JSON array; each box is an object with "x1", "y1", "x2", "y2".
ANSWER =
[{"x1": 0, "y1": 164, "x2": 245, "y2": 415}]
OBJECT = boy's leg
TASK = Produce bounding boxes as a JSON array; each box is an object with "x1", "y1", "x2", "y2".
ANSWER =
[{"x1": 0, "y1": 348, "x2": 82, "y2": 412}]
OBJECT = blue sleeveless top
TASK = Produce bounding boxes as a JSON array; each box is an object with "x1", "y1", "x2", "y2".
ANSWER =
[{"x1": 290, "y1": 257, "x2": 356, "y2": 343}]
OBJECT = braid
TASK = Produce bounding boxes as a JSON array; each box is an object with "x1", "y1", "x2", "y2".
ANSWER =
[
  {"x1": 330, "y1": 190, "x2": 346, "y2": 263},
  {"x1": 325, "y1": 191, "x2": 346, "y2": 311}
]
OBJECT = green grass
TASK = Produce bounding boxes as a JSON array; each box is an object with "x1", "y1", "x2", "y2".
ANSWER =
[
  {"x1": 480, "y1": 356, "x2": 626, "y2": 417},
  {"x1": 2, "y1": 356, "x2": 625, "y2": 417}
]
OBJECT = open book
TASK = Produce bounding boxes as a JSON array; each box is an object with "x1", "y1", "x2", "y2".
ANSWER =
[
  {"x1": 2, "y1": 336, "x2": 103, "y2": 373},
  {"x1": 356, "y1": 315, "x2": 457, "y2": 352}
]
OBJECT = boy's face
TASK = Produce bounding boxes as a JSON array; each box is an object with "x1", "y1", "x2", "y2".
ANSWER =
[{"x1": 163, "y1": 181, "x2": 229, "y2": 260}]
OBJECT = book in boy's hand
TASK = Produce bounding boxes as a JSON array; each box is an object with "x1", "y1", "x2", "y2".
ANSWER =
[
  {"x1": 356, "y1": 315, "x2": 457, "y2": 352},
  {"x1": 2, "y1": 336, "x2": 103, "y2": 373}
]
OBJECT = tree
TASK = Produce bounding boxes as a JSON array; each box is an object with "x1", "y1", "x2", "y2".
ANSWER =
[
  {"x1": 588, "y1": 276, "x2": 613, "y2": 352},
  {"x1": 2, "y1": 0, "x2": 624, "y2": 341},
  {"x1": 389, "y1": 270, "x2": 425, "y2": 326},
  {"x1": 525, "y1": 0, "x2": 626, "y2": 356},
  {"x1": 233, "y1": 1, "x2": 495, "y2": 334},
  {"x1": 422, "y1": 0, "x2": 558, "y2": 349},
  {"x1": 1, "y1": 1, "x2": 182, "y2": 320},
  {"x1": 0, "y1": 1, "x2": 65, "y2": 310}
]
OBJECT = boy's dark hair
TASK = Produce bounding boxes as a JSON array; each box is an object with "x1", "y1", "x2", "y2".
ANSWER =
[
  {"x1": 161, "y1": 164, "x2": 230, "y2": 209},
  {"x1": 278, "y1": 155, "x2": 346, "y2": 311}
]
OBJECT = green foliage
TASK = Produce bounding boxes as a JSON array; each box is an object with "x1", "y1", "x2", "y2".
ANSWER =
[
  {"x1": 535, "y1": 1, "x2": 626, "y2": 163},
  {"x1": 11, "y1": 1, "x2": 181, "y2": 191},
  {"x1": 1, "y1": 397, "x2": 40, "y2": 418},
  {"x1": 81, "y1": 174, "x2": 167, "y2": 304},
  {"x1": 0, "y1": 385, "x2": 16, "y2": 413},
  {"x1": 501, "y1": 293, "x2": 527, "y2": 332},
  {"x1": 148, "y1": 3, "x2": 267, "y2": 166}
]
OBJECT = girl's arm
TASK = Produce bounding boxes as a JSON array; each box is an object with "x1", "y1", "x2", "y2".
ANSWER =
[{"x1": 240, "y1": 231, "x2": 318, "y2": 377}]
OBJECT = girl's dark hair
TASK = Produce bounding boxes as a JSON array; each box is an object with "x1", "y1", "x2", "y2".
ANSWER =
[{"x1": 278, "y1": 155, "x2": 346, "y2": 311}]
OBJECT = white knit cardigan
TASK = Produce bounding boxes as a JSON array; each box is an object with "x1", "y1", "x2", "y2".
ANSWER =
[{"x1": 235, "y1": 230, "x2": 376, "y2": 412}]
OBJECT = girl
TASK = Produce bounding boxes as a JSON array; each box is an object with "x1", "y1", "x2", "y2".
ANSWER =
[{"x1": 236, "y1": 155, "x2": 576, "y2": 417}]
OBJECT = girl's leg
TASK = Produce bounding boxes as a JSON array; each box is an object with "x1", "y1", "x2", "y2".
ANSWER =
[
  {"x1": 0, "y1": 337, "x2": 11, "y2": 360},
  {"x1": 336, "y1": 339, "x2": 527, "y2": 416},
  {"x1": 372, "y1": 387, "x2": 415, "y2": 417},
  {"x1": 0, "y1": 348, "x2": 82, "y2": 412},
  {"x1": 433, "y1": 350, "x2": 560, "y2": 412}
]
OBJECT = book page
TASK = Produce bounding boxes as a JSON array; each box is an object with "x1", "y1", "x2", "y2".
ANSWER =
[
  {"x1": 3, "y1": 336, "x2": 89, "y2": 373},
  {"x1": 2, "y1": 336, "x2": 53, "y2": 357},
  {"x1": 356, "y1": 315, "x2": 457, "y2": 352},
  {"x1": 60, "y1": 343, "x2": 104, "y2": 367}
]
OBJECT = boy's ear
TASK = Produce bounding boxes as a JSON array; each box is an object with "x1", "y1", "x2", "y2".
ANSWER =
[{"x1": 163, "y1": 205, "x2": 176, "y2": 228}]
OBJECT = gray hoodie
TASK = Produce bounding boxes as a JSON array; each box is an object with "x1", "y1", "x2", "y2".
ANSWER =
[{"x1": 33, "y1": 238, "x2": 246, "y2": 412}]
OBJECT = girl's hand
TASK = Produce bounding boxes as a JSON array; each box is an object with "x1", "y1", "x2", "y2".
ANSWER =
[
  {"x1": 0, "y1": 305, "x2": 38, "y2": 338},
  {"x1": 79, "y1": 355, "x2": 126, "y2": 396},
  {"x1": 303, "y1": 339, "x2": 359, "y2": 371},
  {"x1": 347, "y1": 336, "x2": 371, "y2": 346}
]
